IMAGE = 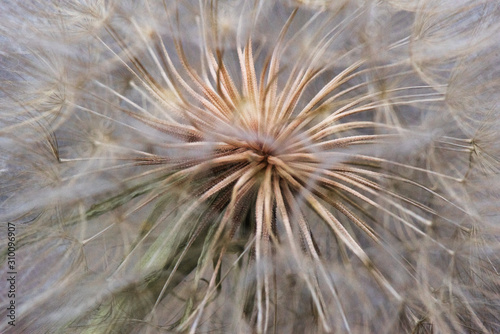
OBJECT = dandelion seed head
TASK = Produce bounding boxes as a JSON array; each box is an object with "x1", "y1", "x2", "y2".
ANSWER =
[{"x1": 1, "y1": 1, "x2": 500, "y2": 333}]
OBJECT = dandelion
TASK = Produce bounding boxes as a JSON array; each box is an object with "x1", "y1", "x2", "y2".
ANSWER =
[{"x1": 1, "y1": 1, "x2": 500, "y2": 333}]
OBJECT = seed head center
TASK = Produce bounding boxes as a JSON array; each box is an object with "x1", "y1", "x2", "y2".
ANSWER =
[{"x1": 244, "y1": 137, "x2": 276, "y2": 165}]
